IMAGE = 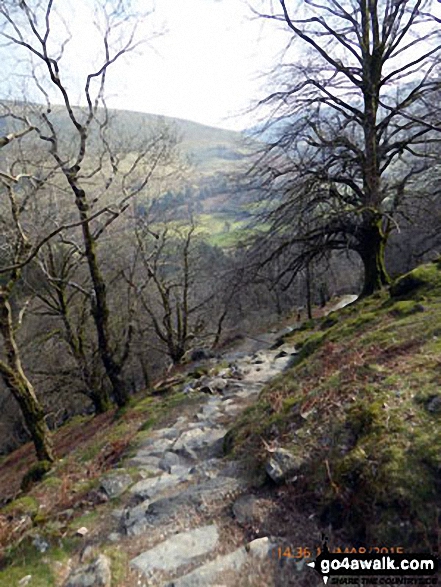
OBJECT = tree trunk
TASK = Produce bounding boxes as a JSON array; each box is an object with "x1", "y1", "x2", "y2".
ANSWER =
[
  {"x1": 72, "y1": 183, "x2": 129, "y2": 408},
  {"x1": 305, "y1": 262, "x2": 313, "y2": 319},
  {"x1": 358, "y1": 220, "x2": 390, "y2": 297},
  {"x1": 0, "y1": 295, "x2": 54, "y2": 463},
  {"x1": 55, "y1": 279, "x2": 111, "y2": 414}
]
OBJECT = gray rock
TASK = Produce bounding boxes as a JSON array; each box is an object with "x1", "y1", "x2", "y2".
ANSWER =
[
  {"x1": 138, "y1": 437, "x2": 174, "y2": 456},
  {"x1": 143, "y1": 476, "x2": 244, "y2": 528},
  {"x1": 122, "y1": 500, "x2": 151, "y2": 536},
  {"x1": 170, "y1": 464, "x2": 194, "y2": 480},
  {"x1": 426, "y1": 395, "x2": 441, "y2": 414},
  {"x1": 232, "y1": 494, "x2": 265, "y2": 527},
  {"x1": 224, "y1": 404, "x2": 241, "y2": 416},
  {"x1": 172, "y1": 427, "x2": 226, "y2": 459},
  {"x1": 18, "y1": 576, "x2": 32, "y2": 587},
  {"x1": 199, "y1": 401, "x2": 222, "y2": 418},
  {"x1": 209, "y1": 377, "x2": 228, "y2": 391},
  {"x1": 158, "y1": 451, "x2": 182, "y2": 472},
  {"x1": 265, "y1": 448, "x2": 303, "y2": 483},
  {"x1": 100, "y1": 471, "x2": 132, "y2": 498},
  {"x1": 151, "y1": 427, "x2": 181, "y2": 440},
  {"x1": 169, "y1": 537, "x2": 274, "y2": 587},
  {"x1": 192, "y1": 457, "x2": 223, "y2": 479},
  {"x1": 247, "y1": 536, "x2": 273, "y2": 557},
  {"x1": 174, "y1": 416, "x2": 189, "y2": 427},
  {"x1": 169, "y1": 546, "x2": 247, "y2": 587},
  {"x1": 32, "y1": 534, "x2": 49, "y2": 553},
  {"x1": 130, "y1": 525, "x2": 219, "y2": 576},
  {"x1": 130, "y1": 474, "x2": 181, "y2": 501},
  {"x1": 64, "y1": 554, "x2": 111, "y2": 587},
  {"x1": 126, "y1": 454, "x2": 162, "y2": 470}
]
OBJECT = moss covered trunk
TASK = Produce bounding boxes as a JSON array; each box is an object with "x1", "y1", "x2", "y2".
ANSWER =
[
  {"x1": 54, "y1": 275, "x2": 111, "y2": 414},
  {"x1": 0, "y1": 294, "x2": 54, "y2": 463},
  {"x1": 72, "y1": 183, "x2": 129, "y2": 408},
  {"x1": 358, "y1": 220, "x2": 390, "y2": 297}
]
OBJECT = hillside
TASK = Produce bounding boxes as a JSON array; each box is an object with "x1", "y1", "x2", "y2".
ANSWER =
[
  {"x1": 1, "y1": 101, "x2": 258, "y2": 247},
  {"x1": 0, "y1": 262, "x2": 440, "y2": 584},
  {"x1": 227, "y1": 260, "x2": 441, "y2": 553}
]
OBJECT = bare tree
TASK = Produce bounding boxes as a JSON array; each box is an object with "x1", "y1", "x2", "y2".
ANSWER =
[
  {"x1": 0, "y1": 116, "x2": 55, "y2": 462},
  {"x1": 251, "y1": 0, "x2": 441, "y2": 296},
  {"x1": 32, "y1": 242, "x2": 111, "y2": 413},
  {"x1": 128, "y1": 217, "x2": 219, "y2": 365},
  {"x1": 0, "y1": 0, "x2": 174, "y2": 406}
]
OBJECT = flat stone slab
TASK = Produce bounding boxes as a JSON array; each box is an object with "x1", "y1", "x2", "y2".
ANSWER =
[
  {"x1": 122, "y1": 500, "x2": 151, "y2": 536},
  {"x1": 168, "y1": 537, "x2": 273, "y2": 587},
  {"x1": 150, "y1": 427, "x2": 181, "y2": 440},
  {"x1": 130, "y1": 525, "x2": 219, "y2": 577},
  {"x1": 143, "y1": 476, "x2": 244, "y2": 528},
  {"x1": 170, "y1": 464, "x2": 194, "y2": 480},
  {"x1": 126, "y1": 455, "x2": 162, "y2": 471},
  {"x1": 169, "y1": 546, "x2": 247, "y2": 586},
  {"x1": 172, "y1": 427, "x2": 227, "y2": 459},
  {"x1": 130, "y1": 473, "x2": 181, "y2": 501},
  {"x1": 100, "y1": 471, "x2": 132, "y2": 498},
  {"x1": 158, "y1": 451, "x2": 182, "y2": 472},
  {"x1": 137, "y1": 438, "x2": 174, "y2": 456}
]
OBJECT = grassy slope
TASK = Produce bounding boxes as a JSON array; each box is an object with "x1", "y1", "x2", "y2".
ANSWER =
[
  {"x1": 2, "y1": 262, "x2": 441, "y2": 581},
  {"x1": 226, "y1": 260, "x2": 441, "y2": 550},
  {"x1": 0, "y1": 384, "x2": 193, "y2": 586}
]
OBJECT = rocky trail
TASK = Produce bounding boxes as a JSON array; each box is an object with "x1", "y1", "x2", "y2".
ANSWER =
[{"x1": 62, "y1": 305, "x2": 360, "y2": 587}]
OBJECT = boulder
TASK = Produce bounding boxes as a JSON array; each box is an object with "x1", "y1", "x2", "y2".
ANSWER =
[
  {"x1": 130, "y1": 525, "x2": 219, "y2": 576},
  {"x1": 232, "y1": 494, "x2": 270, "y2": 528},
  {"x1": 265, "y1": 448, "x2": 304, "y2": 483},
  {"x1": 130, "y1": 473, "x2": 181, "y2": 501},
  {"x1": 100, "y1": 471, "x2": 132, "y2": 499},
  {"x1": 64, "y1": 554, "x2": 111, "y2": 587}
]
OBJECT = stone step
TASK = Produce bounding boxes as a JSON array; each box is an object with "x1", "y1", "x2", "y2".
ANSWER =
[
  {"x1": 164, "y1": 537, "x2": 274, "y2": 587},
  {"x1": 130, "y1": 525, "x2": 219, "y2": 579}
]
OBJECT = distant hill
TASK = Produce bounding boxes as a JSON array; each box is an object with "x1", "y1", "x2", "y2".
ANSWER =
[
  {"x1": 1, "y1": 101, "x2": 252, "y2": 174},
  {"x1": 0, "y1": 101, "x2": 261, "y2": 247}
]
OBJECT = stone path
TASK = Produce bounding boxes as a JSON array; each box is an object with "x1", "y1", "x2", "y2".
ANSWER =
[
  {"x1": 63, "y1": 326, "x2": 326, "y2": 586},
  {"x1": 126, "y1": 338, "x2": 296, "y2": 586}
]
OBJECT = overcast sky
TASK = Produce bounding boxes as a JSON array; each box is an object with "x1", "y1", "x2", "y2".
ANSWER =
[
  {"x1": 0, "y1": 0, "x2": 287, "y2": 132},
  {"x1": 106, "y1": 0, "x2": 286, "y2": 130}
]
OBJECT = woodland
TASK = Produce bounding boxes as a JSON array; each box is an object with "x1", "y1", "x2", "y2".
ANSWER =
[{"x1": 0, "y1": 0, "x2": 440, "y2": 493}]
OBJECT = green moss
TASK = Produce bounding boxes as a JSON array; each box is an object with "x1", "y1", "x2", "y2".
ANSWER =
[
  {"x1": 3, "y1": 496, "x2": 39, "y2": 516},
  {"x1": 0, "y1": 539, "x2": 71, "y2": 586},
  {"x1": 390, "y1": 262, "x2": 441, "y2": 300},
  {"x1": 21, "y1": 460, "x2": 52, "y2": 491},
  {"x1": 350, "y1": 311, "x2": 377, "y2": 327},
  {"x1": 346, "y1": 399, "x2": 384, "y2": 437},
  {"x1": 103, "y1": 545, "x2": 129, "y2": 586},
  {"x1": 69, "y1": 509, "x2": 101, "y2": 531},
  {"x1": 0, "y1": 562, "x2": 56, "y2": 586},
  {"x1": 320, "y1": 314, "x2": 339, "y2": 330},
  {"x1": 132, "y1": 395, "x2": 155, "y2": 413},
  {"x1": 297, "y1": 331, "x2": 327, "y2": 360},
  {"x1": 226, "y1": 260, "x2": 441, "y2": 549},
  {"x1": 389, "y1": 300, "x2": 425, "y2": 318},
  {"x1": 40, "y1": 475, "x2": 63, "y2": 489}
]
